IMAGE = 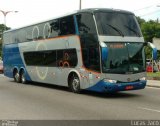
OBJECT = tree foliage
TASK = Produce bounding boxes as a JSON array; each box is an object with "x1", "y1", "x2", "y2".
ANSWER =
[
  {"x1": 141, "y1": 21, "x2": 160, "y2": 42},
  {"x1": 0, "y1": 24, "x2": 10, "y2": 37},
  {"x1": 0, "y1": 24, "x2": 10, "y2": 58},
  {"x1": 137, "y1": 17, "x2": 160, "y2": 42},
  {"x1": 137, "y1": 17, "x2": 160, "y2": 60}
]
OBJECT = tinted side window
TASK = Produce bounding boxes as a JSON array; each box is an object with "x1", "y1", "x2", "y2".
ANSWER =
[
  {"x1": 4, "y1": 16, "x2": 75, "y2": 44},
  {"x1": 50, "y1": 19, "x2": 60, "y2": 38},
  {"x1": 57, "y1": 49, "x2": 78, "y2": 67},
  {"x1": 24, "y1": 51, "x2": 56, "y2": 66},
  {"x1": 57, "y1": 50, "x2": 64, "y2": 67},
  {"x1": 43, "y1": 51, "x2": 57, "y2": 66},
  {"x1": 24, "y1": 52, "x2": 41, "y2": 65},
  {"x1": 63, "y1": 49, "x2": 78, "y2": 67},
  {"x1": 76, "y1": 13, "x2": 97, "y2": 34},
  {"x1": 76, "y1": 13, "x2": 100, "y2": 72},
  {"x1": 59, "y1": 16, "x2": 75, "y2": 36},
  {"x1": 23, "y1": 49, "x2": 77, "y2": 68}
]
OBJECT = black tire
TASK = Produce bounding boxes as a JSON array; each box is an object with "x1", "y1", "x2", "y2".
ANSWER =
[
  {"x1": 20, "y1": 70, "x2": 27, "y2": 84},
  {"x1": 13, "y1": 70, "x2": 21, "y2": 83},
  {"x1": 69, "y1": 74, "x2": 81, "y2": 93}
]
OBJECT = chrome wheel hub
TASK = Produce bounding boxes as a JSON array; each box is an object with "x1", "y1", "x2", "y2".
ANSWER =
[{"x1": 72, "y1": 78, "x2": 79, "y2": 91}]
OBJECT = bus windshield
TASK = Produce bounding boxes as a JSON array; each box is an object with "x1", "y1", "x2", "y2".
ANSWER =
[
  {"x1": 102, "y1": 43, "x2": 145, "y2": 74},
  {"x1": 95, "y1": 12, "x2": 142, "y2": 37}
]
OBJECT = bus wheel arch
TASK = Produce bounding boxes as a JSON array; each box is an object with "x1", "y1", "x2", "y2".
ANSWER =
[
  {"x1": 13, "y1": 68, "x2": 20, "y2": 83},
  {"x1": 68, "y1": 72, "x2": 81, "y2": 93}
]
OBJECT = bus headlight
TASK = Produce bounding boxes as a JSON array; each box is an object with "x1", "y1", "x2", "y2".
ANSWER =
[
  {"x1": 139, "y1": 77, "x2": 146, "y2": 81},
  {"x1": 103, "y1": 79, "x2": 117, "y2": 83}
]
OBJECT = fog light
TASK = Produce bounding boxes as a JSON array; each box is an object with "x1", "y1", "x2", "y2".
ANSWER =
[
  {"x1": 103, "y1": 79, "x2": 117, "y2": 83},
  {"x1": 140, "y1": 77, "x2": 146, "y2": 81}
]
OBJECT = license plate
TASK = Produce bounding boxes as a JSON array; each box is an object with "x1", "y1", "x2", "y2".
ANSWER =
[{"x1": 125, "y1": 86, "x2": 134, "y2": 90}]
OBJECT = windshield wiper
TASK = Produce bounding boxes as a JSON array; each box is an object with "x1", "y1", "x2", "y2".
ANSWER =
[
  {"x1": 124, "y1": 25, "x2": 141, "y2": 37},
  {"x1": 106, "y1": 24, "x2": 124, "y2": 37}
]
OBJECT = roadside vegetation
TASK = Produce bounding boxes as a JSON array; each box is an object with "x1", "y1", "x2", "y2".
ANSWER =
[
  {"x1": 0, "y1": 24, "x2": 10, "y2": 58},
  {"x1": 137, "y1": 17, "x2": 160, "y2": 60},
  {"x1": 147, "y1": 72, "x2": 160, "y2": 79},
  {"x1": 147, "y1": 72, "x2": 160, "y2": 77}
]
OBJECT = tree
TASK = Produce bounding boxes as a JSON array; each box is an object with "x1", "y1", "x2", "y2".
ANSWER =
[
  {"x1": 137, "y1": 17, "x2": 160, "y2": 42},
  {"x1": 0, "y1": 24, "x2": 10, "y2": 58},
  {"x1": 137, "y1": 17, "x2": 160, "y2": 60},
  {"x1": 136, "y1": 16, "x2": 145, "y2": 26},
  {"x1": 141, "y1": 21, "x2": 160, "y2": 42}
]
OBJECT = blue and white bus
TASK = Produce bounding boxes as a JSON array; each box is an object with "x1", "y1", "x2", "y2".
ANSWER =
[{"x1": 2, "y1": 8, "x2": 153, "y2": 93}]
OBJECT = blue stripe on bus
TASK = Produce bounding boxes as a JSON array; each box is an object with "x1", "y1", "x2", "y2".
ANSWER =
[
  {"x1": 86, "y1": 80, "x2": 146, "y2": 93},
  {"x1": 3, "y1": 44, "x2": 31, "y2": 81},
  {"x1": 73, "y1": 15, "x2": 79, "y2": 35}
]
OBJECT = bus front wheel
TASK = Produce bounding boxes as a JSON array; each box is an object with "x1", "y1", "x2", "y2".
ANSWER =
[{"x1": 69, "y1": 74, "x2": 81, "y2": 93}]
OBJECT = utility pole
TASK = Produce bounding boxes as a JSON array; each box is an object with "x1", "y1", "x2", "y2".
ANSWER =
[
  {"x1": 157, "y1": 5, "x2": 160, "y2": 23},
  {"x1": 79, "y1": 0, "x2": 82, "y2": 10},
  {"x1": 0, "y1": 10, "x2": 18, "y2": 30}
]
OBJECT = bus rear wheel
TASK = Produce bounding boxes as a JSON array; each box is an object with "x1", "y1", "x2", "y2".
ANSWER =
[
  {"x1": 69, "y1": 74, "x2": 81, "y2": 93},
  {"x1": 21, "y1": 70, "x2": 27, "y2": 84},
  {"x1": 13, "y1": 70, "x2": 21, "y2": 83}
]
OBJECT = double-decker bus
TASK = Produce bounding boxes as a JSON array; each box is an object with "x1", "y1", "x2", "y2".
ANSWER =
[{"x1": 2, "y1": 8, "x2": 153, "y2": 93}]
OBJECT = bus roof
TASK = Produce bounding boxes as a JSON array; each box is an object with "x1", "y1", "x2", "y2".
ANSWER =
[
  {"x1": 77, "y1": 8, "x2": 134, "y2": 15},
  {"x1": 4, "y1": 8, "x2": 134, "y2": 33}
]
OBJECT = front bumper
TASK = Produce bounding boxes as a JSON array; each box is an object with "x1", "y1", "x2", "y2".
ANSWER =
[{"x1": 86, "y1": 80, "x2": 147, "y2": 93}]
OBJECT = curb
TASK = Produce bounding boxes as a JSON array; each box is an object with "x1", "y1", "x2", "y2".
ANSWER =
[
  {"x1": 147, "y1": 79, "x2": 160, "y2": 88},
  {"x1": 147, "y1": 85, "x2": 160, "y2": 88},
  {"x1": 147, "y1": 77, "x2": 160, "y2": 81}
]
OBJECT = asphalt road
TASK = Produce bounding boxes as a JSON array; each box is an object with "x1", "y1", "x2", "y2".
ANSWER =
[{"x1": 0, "y1": 74, "x2": 160, "y2": 120}]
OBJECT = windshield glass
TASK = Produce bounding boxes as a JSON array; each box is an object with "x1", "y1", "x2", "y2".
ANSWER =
[
  {"x1": 102, "y1": 43, "x2": 145, "y2": 74},
  {"x1": 95, "y1": 12, "x2": 142, "y2": 37}
]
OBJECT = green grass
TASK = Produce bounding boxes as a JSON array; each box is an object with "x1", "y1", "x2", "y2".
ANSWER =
[{"x1": 147, "y1": 72, "x2": 160, "y2": 77}]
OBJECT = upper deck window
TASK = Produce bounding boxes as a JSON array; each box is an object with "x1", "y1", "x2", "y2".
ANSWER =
[
  {"x1": 76, "y1": 13, "x2": 100, "y2": 72},
  {"x1": 59, "y1": 16, "x2": 75, "y2": 36},
  {"x1": 95, "y1": 12, "x2": 142, "y2": 37},
  {"x1": 76, "y1": 13, "x2": 97, "y2": 34}
]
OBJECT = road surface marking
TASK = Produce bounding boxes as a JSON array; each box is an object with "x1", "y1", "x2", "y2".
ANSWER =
[{"x1": 139, "y1": 107, "x2": 160, "y2": 113}]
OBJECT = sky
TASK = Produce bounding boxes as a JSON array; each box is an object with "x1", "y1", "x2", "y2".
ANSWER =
[{"x1": 0, "y1": 0, "x2": 160, "y2": 29}]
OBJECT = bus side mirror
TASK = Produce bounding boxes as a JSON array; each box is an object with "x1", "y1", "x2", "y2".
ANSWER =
[
  {"x1": 147, "y1": 42, "x2": 157, "y2": 60},
  {"x1": 102, "y1": 47, "x2": 108, "y2": 61}
]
